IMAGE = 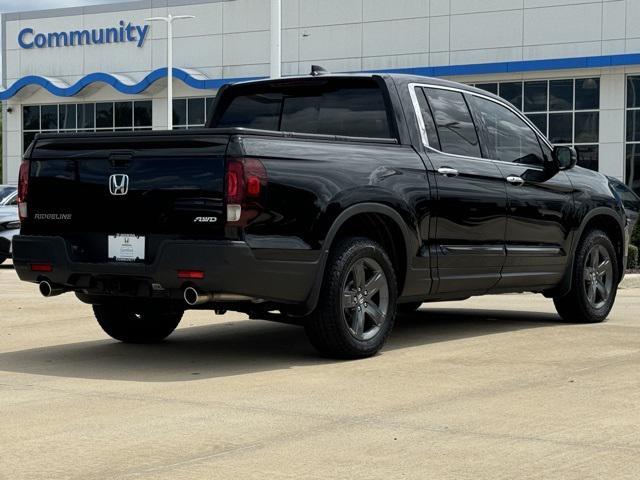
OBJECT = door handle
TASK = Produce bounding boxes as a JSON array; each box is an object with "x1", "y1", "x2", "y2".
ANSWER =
[
  {"x1": 506, "y1": 176, "x2": 525, "y2": 186},
  {"x1": 437, "y1": 167, "x2": 459, "y2": 177}
]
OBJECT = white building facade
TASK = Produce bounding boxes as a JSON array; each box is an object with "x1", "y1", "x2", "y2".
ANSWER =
[{"x1": 2, "y1": 0, "x2": 640, "y2": 196}]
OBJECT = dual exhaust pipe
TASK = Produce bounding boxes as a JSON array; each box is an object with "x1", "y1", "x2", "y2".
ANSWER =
[
  {"x1": 183, "y1": 286, "x2": 259, "y2": 306},
  {"x1": 37, "y1": 281, "x2": 256, "y2": 306},
  {"x1": 38, "y1": 280, "x2": 66, "y2": 298}
]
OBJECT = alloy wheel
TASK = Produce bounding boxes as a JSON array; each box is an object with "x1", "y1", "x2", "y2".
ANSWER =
[
  {"x1": 341, "y1": 258, "x2": 389, "y2": 341},
  {"x1": 583, "y1": 244, "x2": 613, "y2": 309}
]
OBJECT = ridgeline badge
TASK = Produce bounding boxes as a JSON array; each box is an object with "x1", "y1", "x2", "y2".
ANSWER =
[{"x1": 18, "y1": 21, "x2": 150, "y2": 49}]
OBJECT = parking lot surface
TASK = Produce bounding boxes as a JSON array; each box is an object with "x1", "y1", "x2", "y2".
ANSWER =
[{"x1": 1, "y1": 263, "x2": 639, "y2": 479}]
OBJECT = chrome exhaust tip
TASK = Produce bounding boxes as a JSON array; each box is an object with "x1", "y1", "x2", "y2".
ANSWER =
[
  {"x1": 183, "y1": 287, "x2": 212, "y2": 306},
  {"x1": 38, "y1": 280, "x2": 65, "y2": 298}
]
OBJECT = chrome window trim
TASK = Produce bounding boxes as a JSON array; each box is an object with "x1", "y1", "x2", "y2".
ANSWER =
[{"x1": 408, "y1": 82, "x2": 552, "y2": 170}]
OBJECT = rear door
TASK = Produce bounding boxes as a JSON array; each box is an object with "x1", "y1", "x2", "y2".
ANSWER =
[
  {"x1": 467, "y1": 94, "x2": 574, "y2": 290},
  {"x1": 413, "y1": 86, "x2": 507, "y2": 295}
]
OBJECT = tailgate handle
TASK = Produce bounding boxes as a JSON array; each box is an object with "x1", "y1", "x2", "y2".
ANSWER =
[{"x1": 109, "y1": 154, "x2": 132, "y2": 168}]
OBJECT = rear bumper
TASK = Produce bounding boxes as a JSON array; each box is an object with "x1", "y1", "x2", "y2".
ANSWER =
[{"x1": 12, "y1": 235, "x2": 319, "y2": 305}]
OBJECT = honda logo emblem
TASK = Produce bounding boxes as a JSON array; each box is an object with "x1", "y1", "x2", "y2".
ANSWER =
[{"x1": 109, "y1": 174, "x2": 129, "y2": 196}]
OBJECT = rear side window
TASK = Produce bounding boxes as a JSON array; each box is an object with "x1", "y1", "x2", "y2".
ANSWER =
[
  {"x1": 469, "y1": 95, "x2": 544, "y2": 166},
  {"x1": 214, "y1": 79, "x2": 392, "y2": 139},
  {"x1": 415, "y1": 88, "x2": 441, "y2": 150},
  {"x1": 423, "y1": 88, "x2": 481, "y2": 157}
]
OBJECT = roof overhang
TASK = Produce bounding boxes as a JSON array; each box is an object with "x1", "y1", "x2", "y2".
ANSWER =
[{"x1": 0, "y1": 67, "x2": 265, "y2": 100}]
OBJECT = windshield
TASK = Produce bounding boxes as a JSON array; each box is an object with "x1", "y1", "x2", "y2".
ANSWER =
[{"x1": 0, "y1": 186, "x2": 17, "y2": 205}]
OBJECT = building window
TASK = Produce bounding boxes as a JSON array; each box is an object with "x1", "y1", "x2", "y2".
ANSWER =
[
  {"x1": 472, "y1": 78, "x2": 601, "y2": 171},
  {"x1": 173, "y1": 97, "x2": 215, "y2": 129},
  {"x1": 626, "y1": 76, "x2": 640, "y2": 196},
  {"x1": 22, "y1": 100, "x2": 153, "y2": 152}
]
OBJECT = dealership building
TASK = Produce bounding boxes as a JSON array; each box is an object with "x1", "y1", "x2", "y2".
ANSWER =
[{"x1": 2, "y1": 0, "x2": 640, "y2": 195}]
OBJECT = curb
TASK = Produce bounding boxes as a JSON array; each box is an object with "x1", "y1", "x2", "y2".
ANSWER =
[{"x1": 621, "y1": 274, "x2": 640, "y2": 289}]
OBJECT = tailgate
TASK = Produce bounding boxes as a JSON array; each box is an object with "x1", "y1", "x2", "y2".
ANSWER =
[{"x1": 23, "y1": 131, "x2": 230, "y2": 262}]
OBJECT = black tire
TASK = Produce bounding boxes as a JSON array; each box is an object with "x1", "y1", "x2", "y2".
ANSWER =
[
  {"x1": 93, "y1": 304, "x2": 183, "y2": 343},
  {"x1": 554, "y1": 229, "x2": 619, "y2": 323},
  {"x1": 397, "y1": 302, "x2": 422, "y2": 314},
  {"x1": 0, "y1": 255, "x2": 6, "y2": 265},
  {"x1": 305, "y1": 237, "x2": 397, "y2": 359}
]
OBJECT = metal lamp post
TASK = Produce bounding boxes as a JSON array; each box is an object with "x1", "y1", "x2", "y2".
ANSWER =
[
  {"x1": 145, "y1": 14, "x2": 195, "y2": 130},
  {"x1": 270, "y1": 0, "x2": 281, "y2": 78}
]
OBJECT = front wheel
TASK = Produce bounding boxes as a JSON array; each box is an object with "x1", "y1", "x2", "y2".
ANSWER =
[
  {"x1": 554, "y1": 229, "x2": 619, "y2": 323},
  {"x1": 93, "y1": 304, "x2": 183, "y2": 343},
  {"x1": 305, "y1": 237, "x2": 397, "y2": 359}
]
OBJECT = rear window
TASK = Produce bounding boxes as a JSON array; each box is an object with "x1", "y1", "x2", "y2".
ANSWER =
[
  {"x1": 214, "y1": 93, "x2": 282, "y2": 131},
  {"x1": 213, "y1": 78, "x2": 392, "y2": 139}
]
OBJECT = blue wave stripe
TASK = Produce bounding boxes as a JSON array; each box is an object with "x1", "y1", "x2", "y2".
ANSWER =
[
  {"x1": 0, "y1": 67, "x2": 265, "y2": 100},
  {"x1": 2, "y1": 53, "x2": 640, "y2": 100}
]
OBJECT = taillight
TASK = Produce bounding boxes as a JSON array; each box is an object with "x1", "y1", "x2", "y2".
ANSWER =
[
  {"x1": 17, "y1": 159, "x2": 30, "y2": 222},
  {"x1": 225, "y1": 157, "x2": 267, "y2": 225}
]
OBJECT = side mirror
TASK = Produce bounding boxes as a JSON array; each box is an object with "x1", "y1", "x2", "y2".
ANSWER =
[{"x1": 553, "y1": 146, "x2": 578, "y2": 171}]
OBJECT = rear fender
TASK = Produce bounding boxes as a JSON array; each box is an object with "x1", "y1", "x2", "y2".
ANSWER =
[{"x1": 303, "y1": 202, "x2": 421, "y2": 313}]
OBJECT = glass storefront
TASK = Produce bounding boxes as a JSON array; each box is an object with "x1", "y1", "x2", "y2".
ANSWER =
[
  {"x1": 626, "y1": 76, "x2": 640, "y2": 196},
  {"x1": 22, "y1": 100, "x2": 153, "y2": 152},
  {"x1": 172, "y1": 97, "x2": 215, "y2": 129}
]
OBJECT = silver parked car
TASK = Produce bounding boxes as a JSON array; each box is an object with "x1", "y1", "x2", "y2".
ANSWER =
[{"x1": 0, "y1": 186, "x2": 19, "y2": 264}]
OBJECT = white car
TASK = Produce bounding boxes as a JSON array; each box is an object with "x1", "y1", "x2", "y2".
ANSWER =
[{"x1": 0, "y1": 186, "x2": 19, "y2": 264}]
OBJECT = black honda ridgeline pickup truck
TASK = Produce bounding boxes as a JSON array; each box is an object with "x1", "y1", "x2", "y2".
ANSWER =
[{"x1": 13, "y1": 73, "x2": 632, "y2": 358}]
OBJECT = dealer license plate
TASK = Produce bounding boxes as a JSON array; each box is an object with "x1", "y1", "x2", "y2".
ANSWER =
[{"x1": 108, "y1": 234, "x2": 145, "y2": 262}]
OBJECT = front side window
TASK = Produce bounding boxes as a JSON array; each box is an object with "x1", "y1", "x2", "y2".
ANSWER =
[
  {"x1": 423, "y1": 88, "x2": 481, "y2": 157},
  {"x1": 469, "y1": 95, "x2": 544, "y2": 166},
  {"x1": 471, "y1": 78, "x2": 600, "y2": 171}
]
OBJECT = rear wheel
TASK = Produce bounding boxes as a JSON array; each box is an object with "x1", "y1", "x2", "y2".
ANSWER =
[
  {"x1": 93, "y1": 304, "x2": 183, "y2": 343},
  {"x1": 554, "y1": 229, "x2": 618, "y2": 323},
  {"x1": 0, "y1": 255, "x2": 6, "y2": 265},
  {"x1": 305, "y1": 237, "x2": 397, "y2": 358}
]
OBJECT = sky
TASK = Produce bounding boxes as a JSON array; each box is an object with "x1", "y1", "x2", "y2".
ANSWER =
[{"x1": 0, "y1": 0, "x2": 133, "y2": 81}]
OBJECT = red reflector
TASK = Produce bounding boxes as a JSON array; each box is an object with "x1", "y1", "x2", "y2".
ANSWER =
[
  {"x1": 247, "y1": 176, "x2": 261, "y2": 196},
  {"x1": 31, "y1": 263, "x2": 53, "y2": 272},
  {"x1": 177, "y1": 270, "x2": 205, "y2": 279}
]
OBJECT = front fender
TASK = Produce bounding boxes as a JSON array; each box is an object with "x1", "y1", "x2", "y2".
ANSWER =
[{"x1": 547, "y1": 207, "x2": 626, "y2": 298}]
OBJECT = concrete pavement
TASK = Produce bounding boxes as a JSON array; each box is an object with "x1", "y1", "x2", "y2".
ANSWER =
[{"x1": 1, "y1": 262, "x2": 639, "y2": 479}]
